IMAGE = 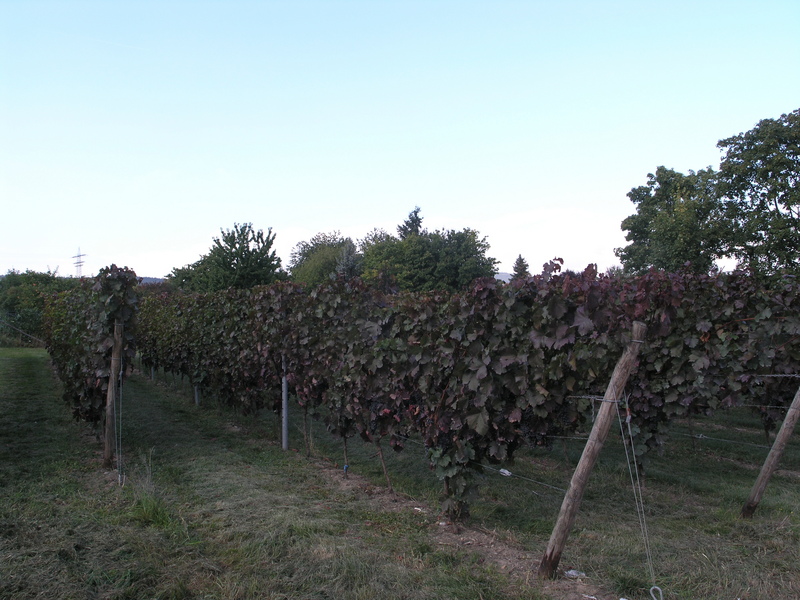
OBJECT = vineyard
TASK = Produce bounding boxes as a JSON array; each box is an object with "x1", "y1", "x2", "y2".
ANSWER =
[{"x1": 35, "y1": 262, "x2": 800, "y2": 597}]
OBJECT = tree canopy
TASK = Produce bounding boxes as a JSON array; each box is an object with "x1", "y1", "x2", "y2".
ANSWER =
[
  {"x1": 615, "y1": 166, "x2": 720, "y2": 274},
  {"x1": 616, "y1": 108, "x2": 799, "y2": 278},
  {"x1": 716, "y1": 108, "x2": 800, "y2": 276},
  {"x1": 361, "y1": 209, "x2": 498, "y2": 292},
  {"x1": 169, "y1": 223, "x2": 284, "y2": 292},
  {"x1": 165, "y1": 210, "x2": 497, "y2": 294},
  {"x1": 289, "y1": 231, "x2": 359, "y2": 286}
]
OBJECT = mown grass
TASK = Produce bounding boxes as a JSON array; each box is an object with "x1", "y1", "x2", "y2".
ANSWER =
[
  {"x1": 0, "y1": 349, "x2": 546, "y2": 600},
  {"x1": 265, "y1": 380, "x2": 800, "y2": 600},
  {"x1": 2, "y1": 348, "x2": 798, "y2": 600}
]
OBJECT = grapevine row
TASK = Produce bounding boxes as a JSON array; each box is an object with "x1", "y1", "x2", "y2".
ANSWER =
[
  {"x1": 134, "y1": 264, "x2": 799, "y2": 517},
  {"x1": 43, "y1": 265, "x2": 139, "y2": 423}
]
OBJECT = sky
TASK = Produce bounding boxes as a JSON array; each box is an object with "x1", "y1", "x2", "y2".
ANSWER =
[{"x1": 1, "y1": 1, "x2": 799, "y2": 279}]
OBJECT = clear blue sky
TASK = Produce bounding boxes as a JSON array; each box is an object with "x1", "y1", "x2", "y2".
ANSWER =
[{"x1": 2, "y1": 1, "x2": 798, "y2": 278}]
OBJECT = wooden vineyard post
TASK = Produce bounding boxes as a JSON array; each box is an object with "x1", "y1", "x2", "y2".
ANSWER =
[
  {"x1": 538, "y1": 321, "x2": 646, "y2": 579},
  {"x1": 282, "y1": 356, "x2": 289, "y2": 451},
  {"x1": 103, "y1": 320, "x2": 124, "y2": 469},
  {"x1": 741, "y1": 383, "x2": 800, "y2": 519}
]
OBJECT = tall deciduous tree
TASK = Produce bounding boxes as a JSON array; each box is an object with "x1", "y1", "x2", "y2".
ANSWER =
[
  {"x1": 716, "y1": 108, "x2": 800, "y2": 277},
  {"x1": 616, "y1": 108, "x2": 800, "y2": 279},
  {"x1": 615, "y1": 166, "x2": 721, "y2": 274},
  {"x1": 169, "y1": 223, "x2": 284, "y2": 291}
]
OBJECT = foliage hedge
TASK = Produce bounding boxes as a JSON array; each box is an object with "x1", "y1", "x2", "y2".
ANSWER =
[{"x1": 131, "y1": 264, "x2": 799, "y2": 517}]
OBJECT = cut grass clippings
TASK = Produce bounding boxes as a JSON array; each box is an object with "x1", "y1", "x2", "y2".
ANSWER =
[{"x1": 2, "y1": 348, "x2": 799, "y2": 600}]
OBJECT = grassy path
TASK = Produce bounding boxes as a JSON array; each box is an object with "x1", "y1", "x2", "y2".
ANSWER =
[
  {"x1": 3, "y1": 348, "x2": 799, "y2": 599},
  {"x1": 0, "y1": 349, "x2": 548, "y2": 600}
]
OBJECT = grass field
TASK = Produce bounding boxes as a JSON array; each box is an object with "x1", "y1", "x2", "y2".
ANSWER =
[{"x1": 1, "y1": 348, "x2": 798, "y2": 599}]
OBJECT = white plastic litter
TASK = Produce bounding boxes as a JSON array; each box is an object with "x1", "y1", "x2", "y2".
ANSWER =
[{"x1": 564, "y1": 569, "x2": 586, "y2": 579}]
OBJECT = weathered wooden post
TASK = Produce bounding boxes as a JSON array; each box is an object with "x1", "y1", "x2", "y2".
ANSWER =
[
  {"x1": 741, "y1": 383, "x2": 800, "y2": 518},
  {"x1": 103, "y1": 320, "x2": 124, "y2": 469},
  {"x1": 538, "y1": 321, "x2": 646, "y2": 579}
]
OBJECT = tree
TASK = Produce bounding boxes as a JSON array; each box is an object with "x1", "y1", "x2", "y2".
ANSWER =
[
  {"x1": 169, "y1": 223, "x2": 284, "y2": 292},
  {"x1": 289, "y1": 231, "x2": 361, "y2": 286},
  {"x1": 397, "y1": 207, "x2": 425, "y2": 239},
  {"x1": 615, "y1": 166, "x2": 721, "y2": 274},
  {"x1": 511, "y1": 255, "x2": 530, "y2": 280},
  {"x1": 361, "y1": 209, "x2": 498, "y2": 292},
  {"x1": 335, "y1": 239, "x2": 362, "y2": 279},
  {"x1": 716, "y1": 108, "x2": 800, "y2": 277},
  {"x1": 616, "y1": 108, "x2": 800, "y2": 279}
]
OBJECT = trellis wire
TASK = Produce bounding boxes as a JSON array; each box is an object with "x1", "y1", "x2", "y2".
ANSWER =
[
  {"x1": 0, "y1": 317, "x2": 47, "y2": 345},
  {"x1": 394, "y1": 433, "x2": 568, "y2": 495},
  {"x1": 670, "y1": 431, "x2": 772, "y2": 450},
  {"x1": 616, "y1": 397, "x2": 657, "y2": 591}
]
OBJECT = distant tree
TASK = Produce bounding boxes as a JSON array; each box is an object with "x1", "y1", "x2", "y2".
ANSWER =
[
  {"x1": 716, "y1": 108, "x2": 800, "y2": 277},
  {"x1": 362, "y1": 208, "x2": 498, "y2": 292},
  {"x1": 335, "y1": 239, "x2": 362, "y2": 279},
  {"x1": 169, "y1": 223, "x2": 284, "y2": 292},
  {"x1": 290, "y1": 231, "x2": 361, "y2": 286},
  {"x1": 359, "y1": 228, "x2": 393, "y2": 252},
  {"x1": 169, "y1": 257, "x2": 213, "y2": 292},
  {"x1": 396, "y1": 207, "x2": 425, "y2": 239},
  {"x1": 0, "y1": 270, "x2": 80, "y2": 343},
  {"x1": 511, "y1": 255, "x2": 530, "y2": 280},
  {"x1": 615, "y1": 166, "x2": 721, "y2": 274},
  {"x1": 357, "y1": 229, "x2": 397, "y2": 292}
]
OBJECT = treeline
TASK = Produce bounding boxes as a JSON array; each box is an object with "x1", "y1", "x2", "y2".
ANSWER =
[{"x1": 166, "y1": 208, "x2": 499, "y2": 295}]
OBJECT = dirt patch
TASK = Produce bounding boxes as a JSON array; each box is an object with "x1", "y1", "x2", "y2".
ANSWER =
[{"x1": 313, "y1": 457, "x2": 620, "y2": 600}]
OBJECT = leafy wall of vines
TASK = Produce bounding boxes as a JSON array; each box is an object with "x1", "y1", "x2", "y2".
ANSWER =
[
  {"x1": 132, "y1": 265, "x2": 798, "y2": 517},
  {"x1": 43, "y1": 265, "x2": 139, "y2": 423}
]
